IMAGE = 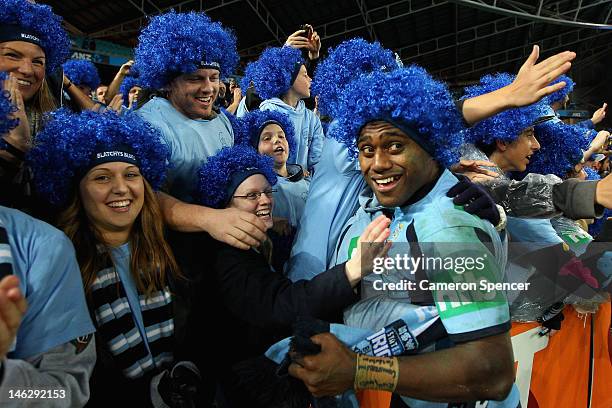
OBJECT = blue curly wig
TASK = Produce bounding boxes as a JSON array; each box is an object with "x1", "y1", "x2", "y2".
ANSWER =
[
  {"x1": 544, "y1": 74, "x2": 575, "y2": 106},
  {"x1": 134, "y1": 10, "x2": 238, "y2": 90},
  {"x1": 196, "y1": 144, "x2": 277, "y2": 209},
  {"x1": 584, "y1": 166, "x2": 601, "y2": 181},
  {"x1": 0, "y1": 72, "x2": 18, "y2": 143},
  {"x1": 328, "y1": 66, "x2": 465, "y2": 167},
  {"x1": 235, "y1": 110, "x2": 296, "y2": 156},
  {"x1": 0, "y1": 0, "x2": 70, "y2": 74},
  {"x1": 119, "y1": 75, "x2": 141, "y2": 107},
  {"x1": 62, "y1": 60, "x2": 100, "y2": 90},
  {"x1": 525, "y1": 121, "x2": 590, "y2": 177},
  {"x1": 312, "y1": 38, "x2": 398, "y2": 118},
  {"x1": 241, "y1": 46, "x2": 304, "y2": 100},
  {"x1": 28, "y1": 109, "x2": 170, "y2": 206},
  {"x1": 462, "y1": 73, "x2": 550, "y2": 146}
]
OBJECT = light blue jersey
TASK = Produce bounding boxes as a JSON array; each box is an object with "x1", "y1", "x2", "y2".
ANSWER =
[
  {"x1": 333, "y1": 170, "x2": 515, "y2": 407},
  {"x1": 136, "y1": 97, "x2": 234, "y2": 203},
  {"x1": 110, "y1": 243, "x2": 149, "y2": 353},
  {"x1": 269, "y1": 170, "x2": 517, "y2": 407},
  {"x1": 0, "y1": 206, "x2": 95, "y2": 360},
  {"x1": 334, "y1": 170, "x2": 509, "y2": 336},
  {"x1": 506, "y1": 217, "x2": 564, "y2": 245},
  {"x1": 260, "y1": 98, "x2": 324, "y2": 172},
  {"x1": 272, "y1": 164, "x2": 310, "y2": 228},
  {"x1": 235, "y1": 96, "x2": 249, "y2": 118},
  {"x1": 287, "y1": 136, "x2": 365, "y2": 281}
]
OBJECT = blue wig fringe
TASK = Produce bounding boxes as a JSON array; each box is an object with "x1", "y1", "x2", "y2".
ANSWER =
[
  {"x1": 28, "y1": 109, "x2": 170, "y2": 206},
  {"x1": 119, "y1": 75, "x2": 141, "y2": 107},
  {"x1": 525, "y1": 121, "x2": 590, "y2": 177},
  {"x1": 544, "y1": 74, "x2": 575, "y2": 105},
  {"x1": 196, "y1": 144, "x2": 277, "y2": 209},
  {"x1": 235, "y1": 110, "x2": 296, "y2": 158},
  {"x1": 462, "y1": 73, "x2": 550, "y2": 146},
  {"x1": 62, "y1": 60, "x2": 100, "y2": 90},
  {"x1": 328, "y1": 66, "x2": 465, "y2": 167},
  {"x1": 134, "y1": 10, "x2": 238, "y2": 90},
  {"x1": 0, "y1": 72, "x2": 18, "y2": 143},
  {"x1": 584, "y1": 166, "x2": 601, "y2": 181},
  {"x1": 312, "y1": 38, "x2": 398, "y2": 118},
  {"x1": 241, "y1": 46, "x2": 303, "y2": 100},
  {"x1": 0, "y1": 0, "x2": 70, "y2": 74}
]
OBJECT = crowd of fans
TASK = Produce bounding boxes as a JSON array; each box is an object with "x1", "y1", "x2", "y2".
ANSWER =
[{"x1": 0, "y1": 0, "x2": 611, "y2": 407}]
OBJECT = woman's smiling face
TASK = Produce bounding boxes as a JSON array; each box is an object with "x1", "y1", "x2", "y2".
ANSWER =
[{"x1": 0, "y1": 41, "x2": 46, "y2": 102}]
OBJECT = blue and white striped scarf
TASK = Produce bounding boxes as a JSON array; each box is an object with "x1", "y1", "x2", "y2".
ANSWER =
[{"x1": 90, "y1": 260, "x2": 174, "y2": 379}]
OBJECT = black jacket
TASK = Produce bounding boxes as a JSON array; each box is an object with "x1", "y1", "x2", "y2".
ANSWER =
[{"x1": 171, "y1": 232, "x2": 358, "y2": 405}]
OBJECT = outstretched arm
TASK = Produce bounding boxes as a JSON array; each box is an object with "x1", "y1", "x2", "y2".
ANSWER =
[
  {"x1": 157, "y1": 191, "x2": 268, "y2": 250},
  {"x1": 461, "y1": 45, "x2": 576, "y2": 126}
]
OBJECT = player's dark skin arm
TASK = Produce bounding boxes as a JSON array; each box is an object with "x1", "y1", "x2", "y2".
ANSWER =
[{"x1": 289, "y1": 331, "x2": 514, "y2": 402}]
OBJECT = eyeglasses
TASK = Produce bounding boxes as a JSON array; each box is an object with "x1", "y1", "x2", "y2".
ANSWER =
[{"x1": 232, "y1": 189, "x2": 277, "y2": 200}]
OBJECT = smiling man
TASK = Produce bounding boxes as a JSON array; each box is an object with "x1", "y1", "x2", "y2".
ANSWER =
[
  {"x1": 284, "y1": 66, "x2": 519, "y2": 407},
  {"x1": 132, "y1": 11, "x2": 269, "y2": 250}
]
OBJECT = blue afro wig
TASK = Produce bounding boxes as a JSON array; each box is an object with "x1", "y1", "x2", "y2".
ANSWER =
[
  {"x1": 312, "y1": 38, "x2": 398, "y2": 118},
  {"x1": 584, "y1": 166, "x2": 601, "y2": 181},
  {"x1": 544, "y1": 74, "x2": 575, "y2": 106},
  {"x1": 0, "y1": 0, "x2": 70, "y2": 74},
  {"x1": 241, "y1": 46, "x2": 304, "y2": 100},
  {"x1": 235, "y1": 109, "x2": 296, "y2": 157},
  {"x1": 62, "y1": 60, "x2": 100, "y2": 90},
  {"x1": 196, "y1": 144, "x2": 277, "y2": 209},
  {"x1": 134, "y1": 10, "x2": 238, "y2": 90},
  {"x1": 462, "y1": 73, "x2": 550, "y2": 146},
  {"x1": 0, "y1": 72, "x2": 18, "y2": 143},
  {"x1": 328, "y1": 65, "x2": 465, "y2": 167},
  {"x1": 119, "y1": 75, "x2": 141, "y2": 107},
  {"x1": 525, "y1": 121, "x2": 590, "y2": 177},
  {"x1": 28, "y1": 109, "x2": 170, "y2": 206}
]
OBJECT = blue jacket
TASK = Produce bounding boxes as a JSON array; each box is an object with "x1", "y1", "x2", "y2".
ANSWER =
[{"x1": 287, "y1": 135, "x2": 365, "y2": 281}]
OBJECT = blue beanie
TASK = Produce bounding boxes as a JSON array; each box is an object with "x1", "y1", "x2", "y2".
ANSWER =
[
  {"x1": 196, "y1": 144, "x2": 277, "y2": 209},
  {"x1": 133, "y1": 10, "x2": 238, "y2": 90},
  {"x1": 0, "y1": 0, "x2": 70, "y2": 74},
  {"x1": 329, "y1": 65, "x2": 465, "y2": 167},
  {"x1": 312, "y1": 38, "x2": 398, "y2": 118},
  {"x1": 28, "y1": 109, "x2": 170, "y2": 206},
  {"x1": 241, "y1": 46, "x2": 304, "y2": 100},
  {"x1": 62, "y1": 60, "x2": 101, "y2": 90}
]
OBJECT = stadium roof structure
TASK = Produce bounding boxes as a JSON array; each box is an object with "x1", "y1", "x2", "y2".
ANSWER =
[{"x1": 44, "y1": 0, "x2": 612, "y2": 82}]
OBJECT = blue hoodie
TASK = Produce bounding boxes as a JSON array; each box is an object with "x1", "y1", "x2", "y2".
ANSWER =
[
  {"x1": 287, "y1": 134, "x2": 365, "y2": 281},
  {"x1": 260, "y1": 97, "x2": 324, "y2": 173}
]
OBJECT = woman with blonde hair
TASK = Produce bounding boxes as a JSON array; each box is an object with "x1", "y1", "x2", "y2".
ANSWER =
[{"x1": 0, "y1": 0, "x2": 95, "y2": 213}]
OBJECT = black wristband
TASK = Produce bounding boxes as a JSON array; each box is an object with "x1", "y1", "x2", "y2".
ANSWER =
[
  {"x1": 64, "y1": 81, "x2": 72, "y2": 90},
  {"x1": 2, "y1": 138, "x2": 25, "y2": 161}
]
